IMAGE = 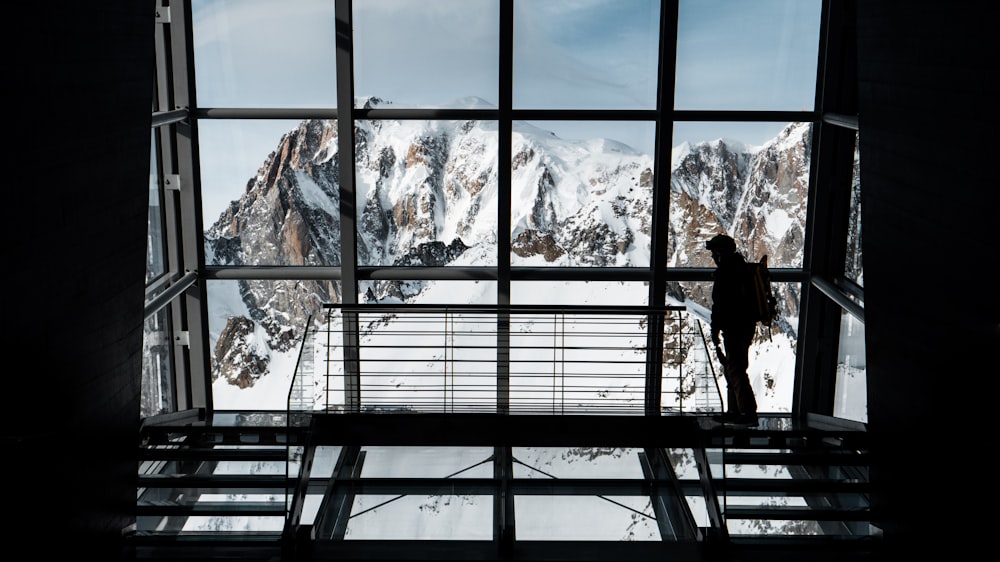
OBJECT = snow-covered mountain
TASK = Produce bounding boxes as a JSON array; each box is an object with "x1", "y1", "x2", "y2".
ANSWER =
[{"x1": 204, "y1": 97, "x2": 810, "y2": 410}]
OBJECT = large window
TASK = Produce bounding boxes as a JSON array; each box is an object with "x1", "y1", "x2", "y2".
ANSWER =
[{"x1": 145, "y1": 0, "x2": 868, "y2": 422}]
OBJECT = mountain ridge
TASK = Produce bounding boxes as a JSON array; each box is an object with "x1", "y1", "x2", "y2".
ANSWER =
[{"x1": 204, "y1": 105, "x2": 809, "y2": 400}]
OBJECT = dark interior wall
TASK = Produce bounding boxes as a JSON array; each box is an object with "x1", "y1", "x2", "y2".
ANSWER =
[
  {"x1": 856, "y1": 0, "x2": 997, "y2": 556},
  {"x1": 3, "y1": 1, "x2": 996, "y2": 558},
  {"x1": 7, "y1": 0, "x2": 155, "y2": 557}
]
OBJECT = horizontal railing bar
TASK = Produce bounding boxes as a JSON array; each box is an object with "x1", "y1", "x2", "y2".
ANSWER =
[
  {"x1": 299, "y1": 303, "x2": 723, "y2": 418},
  {"x1": 723, "y1": 452, "x2": 870, "y2": 465},
  {"x1": 724, "y1": 506, "x2": 870, "y2": 521},
  {"x1": 718, "y1": 479, "x2": 869, "y2": 494},
  {"x1": 137, "y1": 501, "x2": 287, "y2": 516},
  {"x1": 328, "y1": 478, "x2": 658, "y2": 496},
  {"x1": 345, "y1": 359, "x2": 628, "y2": 363},
  {"x1": 324, "y1": 303, "x2": 687, "y2": 314},
  {"x1": 139, "y1": 448, "x2": 290, "y2": 461},
  {"x1": 138, "y1": 474, "x2": 295, "y2": 488}
]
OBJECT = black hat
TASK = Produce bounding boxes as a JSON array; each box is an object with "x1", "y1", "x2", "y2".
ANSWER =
[{"x1": 705, "y1": 234, "x2": 736, "y2": 253}]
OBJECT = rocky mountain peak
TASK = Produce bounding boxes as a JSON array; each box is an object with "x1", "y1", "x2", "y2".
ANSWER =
[{"x1": 205, "y1": 113, "x2": 810, "y2": 387}]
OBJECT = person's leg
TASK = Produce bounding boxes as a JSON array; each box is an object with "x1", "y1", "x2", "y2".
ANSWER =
[
  {"x1": 715, "y1": 349, "x2": 739, "y2": 422},
  {"x1": 727, "y1": 380, "x2": 738, "y2": 417},
  {"x1": 724, "y1": 326, "x2": 757, "y2": 420}
]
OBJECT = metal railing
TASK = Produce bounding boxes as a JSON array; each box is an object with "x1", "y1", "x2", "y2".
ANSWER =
[{"x1": 288, "y1": 304, "x2": 723, "y2": 417}]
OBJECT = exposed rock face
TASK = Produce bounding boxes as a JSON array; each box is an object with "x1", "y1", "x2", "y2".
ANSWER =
[
  {"x1": 203, "y1": 97, "x2": 810, "y2": 387},
  {"x1": 512, "y1": 229, "x2": 565, "y2": 262},
  {"x1": 394, "y1": 238, "x2": 470, "y2": 267},
  {"x1": 211, "y1": 316, "x2": 269, "y2": 388},
  {"x1": 668, "y1": 123, "x2": 811, "y2": 333}
]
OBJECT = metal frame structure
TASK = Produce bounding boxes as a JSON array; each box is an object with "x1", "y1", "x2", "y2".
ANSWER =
[
  {"x1": 138, "y1": 1, "x2": 870, "y2": 559},
  {"x1": 147, "y1": 0, "x2": 862, "y2": 421}
]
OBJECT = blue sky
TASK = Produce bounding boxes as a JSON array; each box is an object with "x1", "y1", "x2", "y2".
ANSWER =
[{"x1": 193, "y1": 0, "x2": 821, "y2": 221}]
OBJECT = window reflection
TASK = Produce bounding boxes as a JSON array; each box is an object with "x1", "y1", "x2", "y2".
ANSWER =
[
  {"x1": 141, "y1": 299, "x2": 174, "y2": 418},
  {"x1": 834, "y1": 309, "x2": 866, "y2": 423},
  {"x1": 844, "y1": 133, "x2": 863, "y2": 286},
  {"x1": 147, "y1": 129, "x2": 166, "y2": 284}
]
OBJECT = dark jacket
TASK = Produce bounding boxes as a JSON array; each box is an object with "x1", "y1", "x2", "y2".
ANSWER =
[{"x1": 711, "y1": 252, "x2": 757, "y2": 333}]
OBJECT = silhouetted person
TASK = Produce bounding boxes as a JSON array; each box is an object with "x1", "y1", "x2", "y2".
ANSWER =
[{"x1": 706, "y1": 234, "x2": 758, "y2": 427}]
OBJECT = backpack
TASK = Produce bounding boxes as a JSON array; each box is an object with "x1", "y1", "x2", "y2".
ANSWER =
[{"x1": 746, "y1": 254, "x2": 779, "y2": 337}]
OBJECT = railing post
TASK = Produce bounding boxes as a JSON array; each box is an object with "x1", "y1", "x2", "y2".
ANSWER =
[
  {"x1": 444, "y1": 310, "x2": 452, "y2": 413},
  {"x1": 497, "y1": 308, "x2": 510, "y2": 414},
  {"x1": 342, "y1": 309, "x2": 361, "y2": 412},
  {"x1": 645, "y1": 308, "x2": 665, "y2": 415}
]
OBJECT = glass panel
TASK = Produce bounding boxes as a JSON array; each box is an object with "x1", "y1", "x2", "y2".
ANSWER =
[
  {"x1": 354, "y1": 0, "x2": 499, "y2": 108},
  {"x1": 209, "y1": 411, "x2": 291, "y2": 426},
  {"x1": 355, "y1": 119, "x2": 499, "y2": 267},
  {"x1": 300, "y1": 307, "x2": 501, "y2": 413},
  {"x1": 674, "y1": 0, "x2": 822, "y2": 110},
  {"x1": 201, "y1": 119, "x2": 342, "y2": 266},
  {"x1": 354, "y1": 311, "x2": 498, "y2": 412},
  {"x1": 665, "y1": 448, "x2": 699, "y2": 479},
  {"x1": 701, "y1": 448, "x2": 725, "y2": 478},
  {"x1": 345, "y1": 494, "x2": 493, "y2": 539},
  {"x1": 661, "y1": 307, "x2": 724, "y2": 414},
  {"x1": 310, "y1": 446, "x2": 343, "y2": 477},
  {"x1": 509, "y1": 311, "x2": 647, "y2": 413},
  {"x1": 844, "y1": 132, "x2": 863, "y2": 286},
  {"x1": 670, "y1": 122, "x2": 812, "y2": 270},
  {"x1": 191, "y1": 0, "x2": 337, "y2": 108},
  {"x1": 670, "y1": 281, "x2": 799, "y2": 414},
  {"x1": 511, "y1": 121, "x2": 656, "y2": 267},
  {"x1": 513, "y1": 447, "x2": 644, "y2": 478},
  {"x1": 147, "y1": 129, "x2": 166, "y2": 283},
  {"x1": 513, "y1": 0, "x2": 660, "y2": 109},
  {"x1": 300, "y1": 493, "x2": 325, "y2": 525},
  {"x1": 208, "y1": 279, "x2": 341, "y2": 410},
  {"x1": 726, "y1": 518, "x2": 823, "y2": 536},
  {"x1": 171, "y1": 515, "x2": 286, "y2": 533},
  {"x1": 834, "y1": 310, "x2": 867, "y2": 423},
  {"x1": 358, "y1": 447, "x2": 494, "y2": 478},
  {"x1": 510, "y1": 281, "x2": 648, "y2": 306},
  {"x1": 360, "y1": 280, "x2": 498, "y2": 304},
  {"x1": 683, "y1": 494, "x2": 710, "y2": 527},
  {"x1": 141, "y1": 295, "x2": 174, "y2": 418},
  {"x1": 515, "y1": 496, "x2": 659, "y2": 540}
]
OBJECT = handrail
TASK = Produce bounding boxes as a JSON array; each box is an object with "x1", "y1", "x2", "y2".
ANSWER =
[
  {"x1": 323, "y1": 302, "x2": 687, "y2": 314},
  {"x1": 812, "y1": 276, "x2": 865, "y2": 322},
  {"x1": 151, "y1": 107, "x2": 188, "y2": 128},
  {"x1": 288, "y1": 304, "x2": 722, "y2": 417},
  {"x1": 143, "y1": 270, "x2": 198, "y2": 320}
]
